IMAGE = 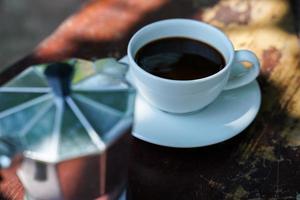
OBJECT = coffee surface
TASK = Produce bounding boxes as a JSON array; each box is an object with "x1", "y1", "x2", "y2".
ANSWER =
[{"x1": 135, "y1": 37, "x2": 225, "y2": 80}]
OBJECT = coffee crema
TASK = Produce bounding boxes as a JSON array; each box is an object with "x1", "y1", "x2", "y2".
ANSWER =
[{"x1": 135, "y1": 37, "x2": 226, "y2": 80}]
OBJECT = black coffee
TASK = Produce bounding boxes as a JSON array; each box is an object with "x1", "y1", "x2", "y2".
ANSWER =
[{"x1": 135, "y1": 37, "x2": 225, "y2": 80}]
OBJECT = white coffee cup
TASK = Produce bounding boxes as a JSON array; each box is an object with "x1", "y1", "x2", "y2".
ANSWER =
[{"x1": 127, "y1": 19, "x2": 260, "y2": 113}]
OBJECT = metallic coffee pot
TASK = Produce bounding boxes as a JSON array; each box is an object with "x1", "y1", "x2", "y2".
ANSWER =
[{"x1": 0, "y1": 58, "x2": 135, "y2": 200}]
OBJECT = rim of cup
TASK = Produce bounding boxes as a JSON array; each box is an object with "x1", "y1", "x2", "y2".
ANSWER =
[{"x1": 127, "y1": 18, "x2": 235, "y2": 84}]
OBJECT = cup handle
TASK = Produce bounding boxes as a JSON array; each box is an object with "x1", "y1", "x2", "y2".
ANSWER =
[{"x1": 224, "y1": 50, "x2": 260, "y2": 90}]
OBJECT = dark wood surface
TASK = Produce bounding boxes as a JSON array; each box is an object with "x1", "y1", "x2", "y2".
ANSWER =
[{"x1": 1, "y1": 0, "x2": 300, "y2": 199}]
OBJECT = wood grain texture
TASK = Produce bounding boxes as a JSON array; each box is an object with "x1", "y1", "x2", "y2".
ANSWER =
[{"x1": 1, "y1": 0, "x2": 300, "y2": 199}]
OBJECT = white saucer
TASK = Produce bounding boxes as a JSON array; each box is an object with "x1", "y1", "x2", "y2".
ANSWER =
[{"x1": 119, "y1": 56, "x2": 261, "y2": 148}]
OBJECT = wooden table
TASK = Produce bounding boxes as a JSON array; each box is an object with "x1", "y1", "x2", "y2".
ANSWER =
[{"x1": 1, "y1": 0, "x2": 300, "y2": 199}]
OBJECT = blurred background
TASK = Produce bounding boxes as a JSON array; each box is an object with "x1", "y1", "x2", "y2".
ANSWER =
[
  {"x1": 0, "y1": 0, "x2": 299, "y2": 73},
  {"x1": 0, "y1": 0, "x2": 84, "y2": 70}
]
